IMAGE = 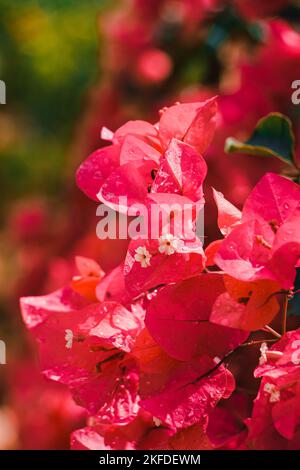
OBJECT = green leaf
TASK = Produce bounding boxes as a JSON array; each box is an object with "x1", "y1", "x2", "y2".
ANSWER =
[{"x1": 225, "y1": 113, "x2": 297, "y2": 168}]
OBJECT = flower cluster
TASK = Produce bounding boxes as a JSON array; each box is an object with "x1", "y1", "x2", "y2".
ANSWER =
[
  {"x1": 0, "y1": 0, "x2": 298, "y2": 451},
  {"x1": 247, "y1": 330, "x2": 300, "y2": 449},
  {"x1": 21, "y1": 100, "x2": 300, "y2": 449}
]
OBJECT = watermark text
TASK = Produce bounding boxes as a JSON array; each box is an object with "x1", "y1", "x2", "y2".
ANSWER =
[
  {"x1": 96, "y1": 198, "x2": 204, "y2": 242},
  {"x1": 291, "y1": 80, "x2": 300, "y2": 105},
  {"x1": 0, "y1": 340, "x2": 6, "y2": 364},
  {"x1": 0, "y1": 80, "x2": 6, "y2": 104}
]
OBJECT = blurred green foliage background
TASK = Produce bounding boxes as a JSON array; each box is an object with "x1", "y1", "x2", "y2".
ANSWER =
[{"x1": 0, "y1": 0, "x2": 108, "y2": 219}]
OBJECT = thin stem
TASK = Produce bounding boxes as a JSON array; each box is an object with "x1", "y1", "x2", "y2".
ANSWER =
[
  {"x1": 236, "y1": 386, "x2": 258, "y2": 396},
  {"x1": 239, "y1": 339, "x2": 277, "y2": 347},
  {"x1": 189, "y1": 333, "x2": 279, "y2": 386},
  {"x1": 262, "y1": 325, "x2": 282, "y2": 339},
  {"x1": 204, "y1": 268, "x2": 225, "y2": 274},
  {"x1": 281, "y1": 293, "x2": 288, "y2": 336}
]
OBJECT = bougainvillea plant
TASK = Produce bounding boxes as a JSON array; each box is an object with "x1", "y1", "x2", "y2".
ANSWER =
[{"x1": 20, "y1": 99, "x2": 300, "y2": 450}]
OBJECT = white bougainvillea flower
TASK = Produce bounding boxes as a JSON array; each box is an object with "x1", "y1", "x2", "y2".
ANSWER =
[
  {"x1": 153, "y1": 417, "x2": 162, "y2": 427},
  {"x1": 65, "y1": 329, "x2": 74, "y2": 350},
  {"x1": 259, "y1": 342, "x2": 268, "y2": 365},
  {"x1": 134, "y1": 246, "x2": 152, "y2": 268},
  {"x1": 264, "y1": 382, "x2": 280, "y2": 403},
  {"x1": 158, "y1": 234, "x2": 183, "y2": 255}
]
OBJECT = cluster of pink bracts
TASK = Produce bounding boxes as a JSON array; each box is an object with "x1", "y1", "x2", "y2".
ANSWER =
[{"x1": 21, "y1": 99, "x2": 300, "y2": 450}]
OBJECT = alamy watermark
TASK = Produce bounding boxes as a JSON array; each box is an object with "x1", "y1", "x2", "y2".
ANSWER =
[
  {"x1": 291, "y1": 80, "x2": 300, "y2": 105},
  {"x1": 0, "y1": 340, "x2": 6, "y2": 365},
  {"x1": 95, "y1": 197, "x2": 204, "y2": 242},
  {"x1": 0, "y1": 80, "x2": 7, "y2": 363},
  {"x1": 0, "y1": 80, "x2": 6, "y2": 104}
]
